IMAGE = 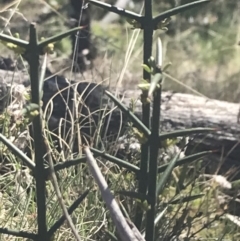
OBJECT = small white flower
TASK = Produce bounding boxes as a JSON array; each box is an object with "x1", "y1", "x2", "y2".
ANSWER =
[{"x1": 212, "y1": 175, "x2": 232, "y2": 189}]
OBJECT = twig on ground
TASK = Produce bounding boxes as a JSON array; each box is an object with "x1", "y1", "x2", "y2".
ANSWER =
[{"x1": 84, "y1": 146, "x2": 145, "y2": 241}]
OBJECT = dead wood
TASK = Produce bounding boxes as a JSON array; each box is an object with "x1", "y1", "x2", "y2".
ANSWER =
[
  {"x1": 122, "y1": 90, "x2": 240, "y2": 177},
  {"x1": 1, "y1": 67, "x2": 240, "y2": 176}
]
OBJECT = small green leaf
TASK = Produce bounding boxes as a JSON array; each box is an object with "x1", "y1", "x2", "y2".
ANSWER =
[
  {"x1": 148, "y1": 73, "x2": 162, "y2": 96},
  {"x1": 167, "y1": 194, "x2": 204, "y2": 205},
  {"x1": 138, "y1": 79, "x2": 151, "y2": 91},
  {"x1": 21, "y1": 103, "x2": 39, "y2": 117},
  {"x1": 132, "y1": 127, "x2": 148, "y2": 144},
  {"x1": 0, "y1": 32, "x2": 26, "y2": 54},
  {"x1": 136, "y1": 199, "x2": 150, "y2": 211},
  {"x1": 41, "y1": 37, "x2": 55, "y2": 54},
  {"x1": 156, "y1": 17, "x2": 171, "y2": 30},
  {"x1": 162, "y1": 62, "x2": 172, "y2": 72},
  {"x1": 160, "y1": 138, "x2": 179, "y2": 148},
  {"x1": 140, "y1": 93, "x2": 151, "y2": 105},
  {"x1": 127, "y1": 18, "x2": 142, "y2": 29},
  {"x1": 142, "y1": 64, "x2": 152, "y2": 73},
  {"x1": 138, "y1": 83, "x2": 150, "y2": 91},
  {"x1": 1, "y1": 41, "x2": 26, "y2": 55}
]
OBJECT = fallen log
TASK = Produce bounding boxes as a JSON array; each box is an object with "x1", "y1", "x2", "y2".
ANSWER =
[
  {"x1": 121, "y1": 90, "x2": 240, "y2": 177},
  {"x1": 1, "y1": 67, "x2": 240, "y2": 177},
  {"x1": 0, "y1": 68, "x2": 29, "y2": 85}
]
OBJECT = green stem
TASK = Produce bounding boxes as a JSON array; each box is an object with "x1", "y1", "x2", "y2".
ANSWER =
[
  {"x1": 146, "y1": 85, "x2": 161, "y2": 241},
  {"x1": 28, "y1": 23, "x2": 48, "y2": 241},
  {"x1": 134, "y1": 0, "x2": 153, "y2": 230}
]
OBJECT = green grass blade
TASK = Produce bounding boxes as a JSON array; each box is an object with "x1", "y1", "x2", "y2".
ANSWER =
[
  {"x1": 153, "y1": 0, "x2": 210, "y2": 28},
  {"x1": 158, "y1": 150, "x2": 213, "y2": 173},
  {"x1": 153, "y1": 207, "x2": 168, "y2": 226},
  {"x1": 48, "y1": 188, "x2": 90, "y2": 237},
  {"x1": 142, "y1": 207, "x2": 168, "y2": 237},
  {"x1": 105, "y1": 90, "x2": 151, "y2": 137},
  {"x1": 157, "y1": 153, "x2": 180, "y2": 197},
  {"x1": 44, "y1": 156, "x2": 88, "y2": 179},
  {"x1": 90, "y1": 147, "x2": 140, "y2": 173},
  {"x1": 38, "y1": 26, "x2": 83, "y2": 49},
  {"x1": 159, "y1": 127, "x2": 216, "y2": 143},
  {"x1": 0, "y1": 133, "x2": 35, "y2": 171},
  {"x1": 0, "y1": 228, "x2": 36, "y2": 240},
  {"x1": 117, "y1": 191, "x2": 148, "y2": 202},
  {"x1": 0, "y1": 33, "x2": 28, "y2": 48}
]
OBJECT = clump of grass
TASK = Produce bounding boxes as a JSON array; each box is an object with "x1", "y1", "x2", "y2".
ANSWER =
[{"x1": 0, "y1": 0, "x2": 240, "y2": 241}]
